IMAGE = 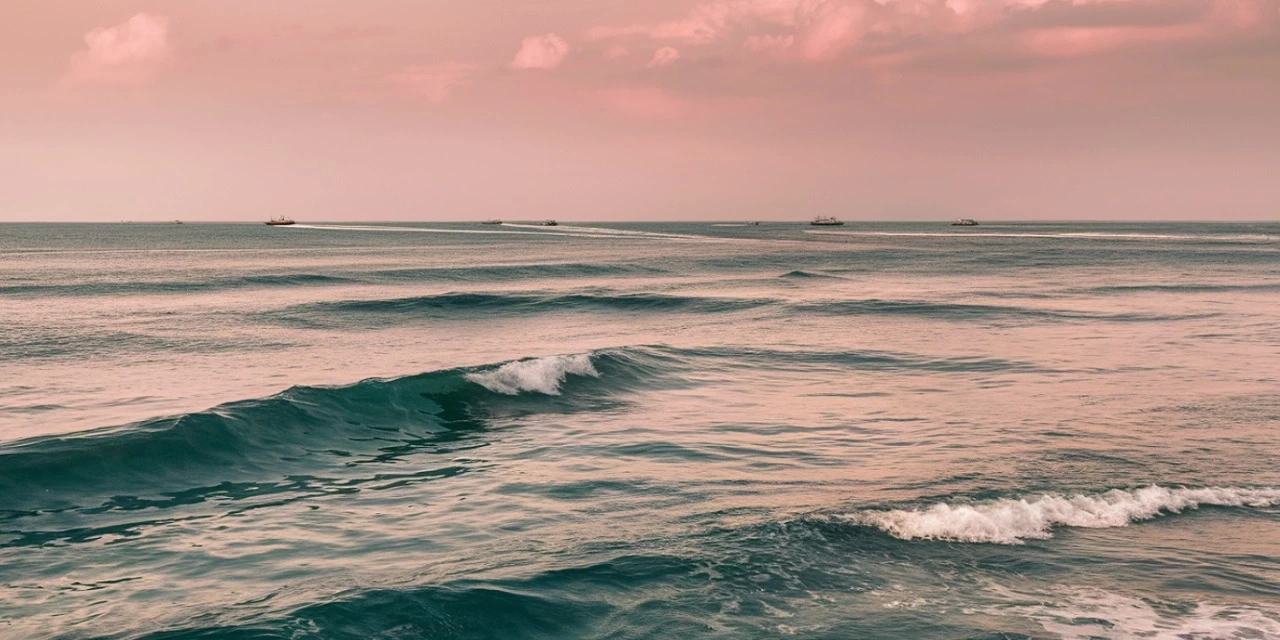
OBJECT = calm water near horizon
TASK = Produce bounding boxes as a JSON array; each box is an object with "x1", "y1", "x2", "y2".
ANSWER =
[{"x1": 1, "y1": 221, "x2": 1278, "y2": 639}]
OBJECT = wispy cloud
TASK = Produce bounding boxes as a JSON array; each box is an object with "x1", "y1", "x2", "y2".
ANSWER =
[
  {"x1": 386, "y1": 62, "x2": 478, "y2": 103},
  {"x1": 583, "y1": 0, "x2": 1280, "y2": 67},
  {"x1": 648, "y1": 46, "x2": 683, "y2": 67}
]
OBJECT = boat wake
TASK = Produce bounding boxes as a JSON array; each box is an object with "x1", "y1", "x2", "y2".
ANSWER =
[
  {"x1": 288, "y1": 223, "x2": 668, "y2": 241},
  {"x1": 806, "y1": 230, "x2": 1279, "y2": 243},
  {"x1": 500, "y1": 223, "x2": 726, "y2": 242}
]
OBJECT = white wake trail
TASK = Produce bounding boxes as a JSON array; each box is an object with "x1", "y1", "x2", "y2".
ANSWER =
[
  {"x1": 286, "y1": 223, "x2": 701, "y2": 241},
  {"x1": 806, "y1": 230, "x2": 1278, "y2": 243}
]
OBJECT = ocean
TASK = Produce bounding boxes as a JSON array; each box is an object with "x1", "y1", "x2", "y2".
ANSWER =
[{"x1": 1, "y1": 221, "x2": 1277, "y2": 639}]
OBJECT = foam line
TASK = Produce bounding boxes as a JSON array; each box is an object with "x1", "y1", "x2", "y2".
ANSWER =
[
  {"x1": 806, "y1": 230, "x2": 1278, "y2": 242},
  {"x1": 837, "y1": 485, "x2": 1280, "y2": 544}
]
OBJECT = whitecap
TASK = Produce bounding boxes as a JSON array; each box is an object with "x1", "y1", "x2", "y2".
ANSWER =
[
  {"x1": 465, "y1": 353, "x2": 600, "y2": 395},
  {"x1": 837, "y1": 485, "x2": 1280, "y2": 544}
]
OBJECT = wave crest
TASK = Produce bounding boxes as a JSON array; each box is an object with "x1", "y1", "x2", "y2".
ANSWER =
[
  {"x1": 836, "y1": 485, "x2": 1280, "y2": 544},
  {"x1": 465, "y1": 354, "x2": 600, "y2": 395}
]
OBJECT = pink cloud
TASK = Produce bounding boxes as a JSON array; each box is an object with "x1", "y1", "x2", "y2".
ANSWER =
[
  {"x1": 744, "y1": 33, "x2": 796, "y2": 54},
  {"x1": 596, "y1": 86, "x2": 692, "y2": 119},
  {"x1": 386, "y1": 62, "x2": 478, "y2": 103},
  {"x1": 648, "y1": 47, "x2": 683, "y2": 67},
  {"x1": 580, "y1": 0, "x2": 1280, "y2": 70},
  {"x1": 794, "y1": 0, "x2": 872, "y2": 62},
  {"x1": 586, "y1": 0, "x2": 878, "y2": 63},
  {"x1": 587, "y1": 0, "x2": 803, "y2": 44},
  {"x1": 62, "y1": 13, "x2": 171, "y2": 88},
  {"x1": 511, "y1": 33, "x2": 570, "y2": 70}
]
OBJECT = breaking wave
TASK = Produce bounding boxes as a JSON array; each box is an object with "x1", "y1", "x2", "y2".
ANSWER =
[
  {"x1": 0, "y1": 349, "x2": 669, "y2": 515},
  {"x1": 465, "y1": 353, "x2": 600, "y2": 395},
  {"x1": 834, "y1": 485, "x2": 1280, "y2": 544}
]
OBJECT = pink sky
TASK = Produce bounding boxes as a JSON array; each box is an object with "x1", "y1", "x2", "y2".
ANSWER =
[{"x1": 1, "y1": 0, "x2": 1278, "y2": 221}]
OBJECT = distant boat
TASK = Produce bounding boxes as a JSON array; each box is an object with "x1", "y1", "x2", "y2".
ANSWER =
[
  {"x1": 536, "y1": 220, "x2": 558, "y2": 226},
  {"x1": 173, "y1": 220, "x2": 183, "y2": 225},
  {"x1": 265, "y1": 217, "x2": 295, "y2": 226},
  {"x1": 748, "y1": 221, "x2": 761, "y2": 226},
  {"x1": 951, "y1": 219, "x2": 979, "y2": 226},
  {"x1": 810, "y1": 216, "x2": 843, "y2": 226},
  {"x1": 481, "y1": 219, "x2": 503, "y2": 225}
]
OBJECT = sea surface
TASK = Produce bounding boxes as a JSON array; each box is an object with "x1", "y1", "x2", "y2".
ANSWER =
[{"x1": 1, "y1": 221, "x2": 1278, "y2": 639}]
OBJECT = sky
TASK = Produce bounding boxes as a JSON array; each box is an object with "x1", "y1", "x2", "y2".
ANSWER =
[{"x1": 1, "y1": 0, "x2": 1278, "y2": 221}]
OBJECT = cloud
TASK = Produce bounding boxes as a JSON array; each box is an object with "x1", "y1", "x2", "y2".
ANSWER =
[
  {"x1": 587, "y1": 0, "x2": 803, "y2": 43},
  {"x1": 585, "y1": 0, "x2": 879, "y2": 62},
  {"x1": 62, "y1": 13, "x2": 171, "y2": 87},
  {"x1": 386, "y1": 62, "x2": 478, "y2": 103},
  {"x1": 793, "y1": 0, "x2": 871, "y2": 61},
  {"x1": 604, "y1": 45, "x2": 632, "y2": 59},
  {"x1": 585, "y1": 0, "x2": 1280, "y2": 71},
  {"x1": 744, "y1": 33, "x2": 796, "y2": 54},
  {"x1": 596, "y1": 86, "x2": 693, "y2": 118},
  {"x1": 511, "y1": 33, "x2": 570, "y2": 70},
  {"x1": 648, "y1": 47, "x2": 683, "y2": 67}
]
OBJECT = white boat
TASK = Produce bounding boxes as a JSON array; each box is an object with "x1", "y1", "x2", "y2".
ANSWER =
[
  {"x1": 810, "y1": 216, "x2": 843, "y2": 226},
  {"x1": 951, "y1": 219, "x2": 979, "y2": 226},
  {"x1": 265, "y1": 217, "x2": 295, "y2": 226}
]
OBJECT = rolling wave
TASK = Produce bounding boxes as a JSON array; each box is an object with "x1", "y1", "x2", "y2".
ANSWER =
[
  {"x1": 830, "y1": 485, "x2": 1280, "y2": 544},
  {"x1": 1079, "y1": 282, "x2": 1280, "y2": 295},
  {"x1": 283, "y1": 291, "x2": 774, "y2": 321},
  {"x1": 370, "y1": 262, "x2": 669, "y2": 282},
  {"x1": 795, "y1": 299, "x2": 1217, "y2": 322},
  {"x1": 0, "y1": 264, "x2": 670, "y2": 298},
  {"x1": 0, "y1": 273, "x2": 356, "y2": 297},
  {"x1": 276, "y1": 291, "x2": 1215, "y2": 327},
  {"x1": 778, "y1": 270, "x2": 842, "y2": 279},
  {"x1": 0, "y1": 349, "x2": 667, "y2": 515}
]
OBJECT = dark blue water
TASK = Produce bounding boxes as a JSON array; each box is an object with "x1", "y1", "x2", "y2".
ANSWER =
[{"x1": 1, "y1": 222, "x2": 1278, "y2": 639}]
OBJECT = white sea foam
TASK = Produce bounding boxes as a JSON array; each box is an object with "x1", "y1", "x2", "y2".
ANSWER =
[
  {"x1": 502, "y1": 223, "x2": 726, "y2": 242},
  {"x1": 289, "y1": 223, "x2": 629, "y2": 239},
  {"x1": 465, "y1": 353, "x2": 600, "y2": 395},
  {"x1": 806, "y1": 230, "x2": 1278, "y2": 243},
  {"x1": 1018, "y1": 589, "x2": 1280, "y2": 640},
  {"x1": 840, "y1": 485, "x2": 1280, "y2": 544}
]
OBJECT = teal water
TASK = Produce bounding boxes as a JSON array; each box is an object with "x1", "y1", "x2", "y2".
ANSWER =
[{"x1": 1, "y1": 221, "x2": 1278, "y2": 639}]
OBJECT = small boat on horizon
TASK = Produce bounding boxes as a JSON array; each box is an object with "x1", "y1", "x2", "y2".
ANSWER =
[
  {"x1": 810, "y1": 216, "x2": 843, "y2": 226},
  {"x1": 536, "y1": 220, "x2": 558, "y2": 226},
  {"x1": 265, "y1": 217, "x2": 295, "y2": 226},
  {"x1": 951, "y1": 218, "x2": 979, "y2": 226},
  {"x1": 481, "y1": 219, "x2": 503, "y2": 225}
]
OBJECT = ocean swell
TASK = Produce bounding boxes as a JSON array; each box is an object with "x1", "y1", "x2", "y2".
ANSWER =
[
  {"x1": 834, "y1": 485, "x2": 1280, "y2": 544},
  {"x1": 286, "y1": 291, "x2": 772, "y2": 322},
  {"x1": 0, "y1": 349, "x2": 663, "y2": 515}
]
